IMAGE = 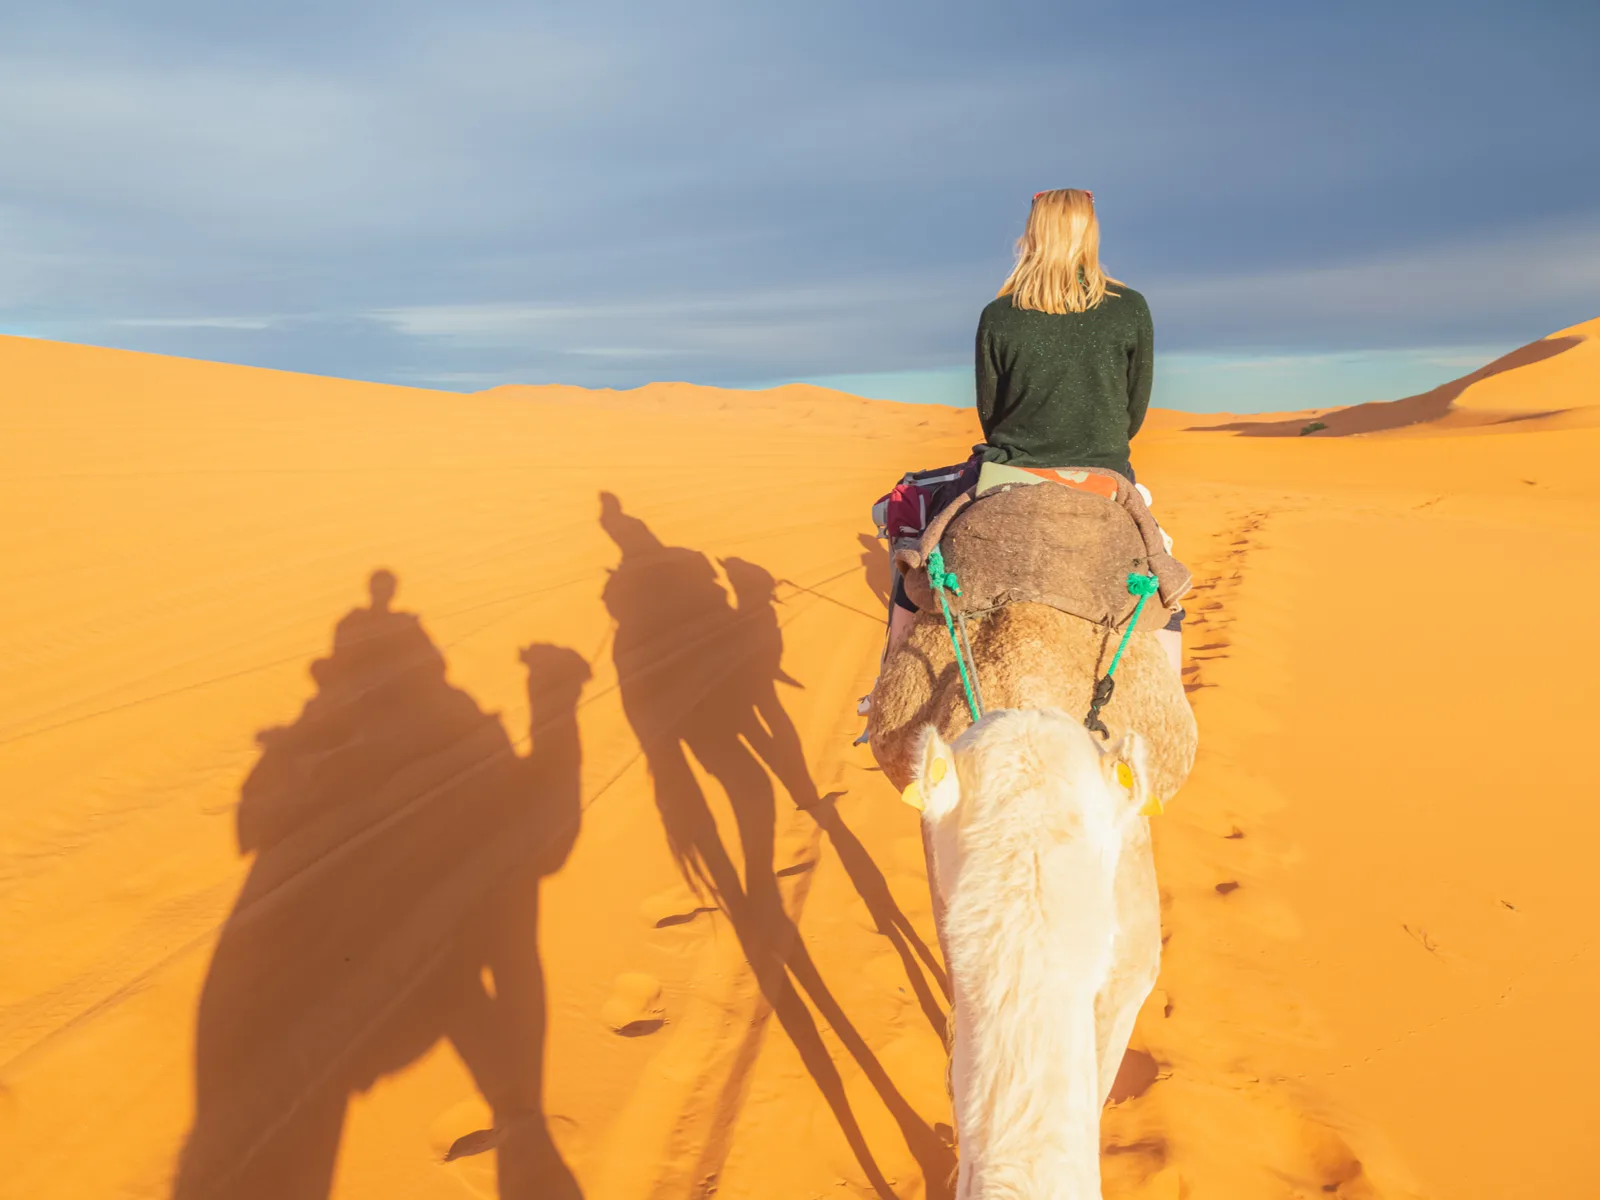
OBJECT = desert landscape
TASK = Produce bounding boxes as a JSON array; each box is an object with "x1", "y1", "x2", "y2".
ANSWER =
[{"x1": 2, "y1": 316, "x2": 1597, "y2": 1200}]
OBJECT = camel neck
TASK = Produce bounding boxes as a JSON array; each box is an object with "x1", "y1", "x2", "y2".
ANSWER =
[{"x1": 955, "y1": 983, "x2": 1104, "y2": 1198}]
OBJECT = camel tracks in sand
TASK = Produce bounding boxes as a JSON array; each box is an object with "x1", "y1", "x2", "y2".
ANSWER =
[
  {"x1": 1178, "y1": 508, "x2": 1271, "y2": 696},
  {"x1": 1400, "y1": 923, "x2": 1445, "y2": 960},
  {"x1": 601, "y1": 974, "x2": 668, "y2": 1035}
]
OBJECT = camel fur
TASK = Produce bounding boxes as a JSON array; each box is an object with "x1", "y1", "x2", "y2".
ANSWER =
[{"x1": 917, "y1": 711, "x2": 1157, "y2": 1199}]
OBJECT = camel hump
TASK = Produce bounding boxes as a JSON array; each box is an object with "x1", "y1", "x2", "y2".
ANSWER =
[{"x1": 900, "y1": 476, "x2": 1187, "y2": 632}]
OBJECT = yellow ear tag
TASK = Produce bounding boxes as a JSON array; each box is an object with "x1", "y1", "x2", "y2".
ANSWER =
[
  {"x1": 929, "y1": 757, "x2": 948, "y2": 786},
  {"x1": 1115, "y1": 762, "x2": 1134, "y2": 791},
  {"x1": 1139, "y1": 795, "x2": 1166, "y2": 817},
  {"x1": 900, "y1": 780, "x2": 925, "y2": 812}
]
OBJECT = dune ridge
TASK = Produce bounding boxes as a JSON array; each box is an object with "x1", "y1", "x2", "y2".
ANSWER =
[
  {"x1": 1195, "y1": 315, "x2": 1598, "y2": 437},
  {"x1": 3, "y1": 326, "x2": 1598, "y2": 1199}
]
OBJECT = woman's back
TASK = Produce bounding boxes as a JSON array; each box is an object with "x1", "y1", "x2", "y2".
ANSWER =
[
  {"x1": 975, "y1": 188, "x2": 1153, "y2": 478},
  {"x1": 976, "y1": 285, "x2": 1152, "y2": 474}
]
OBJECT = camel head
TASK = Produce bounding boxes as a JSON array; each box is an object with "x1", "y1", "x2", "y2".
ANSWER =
[
  {"x1": 905, "y1": 709, "x2": 1152, "y2": 829},
  {"x1": 907, "y1": 709, "x2": 1162, "y2": 1197}
]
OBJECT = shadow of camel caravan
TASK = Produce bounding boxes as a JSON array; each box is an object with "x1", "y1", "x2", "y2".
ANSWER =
[
  {"x1": 597, "y1": 491, "x2": 957, "y2": 1199},
  {"x1": 171, "y1": 570, "x2": 585, "y2": 1200}
]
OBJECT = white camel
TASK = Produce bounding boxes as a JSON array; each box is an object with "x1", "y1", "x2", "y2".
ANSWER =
[{"x1": 907, "y1": 708, "x2": 1160, "y2": 1200}]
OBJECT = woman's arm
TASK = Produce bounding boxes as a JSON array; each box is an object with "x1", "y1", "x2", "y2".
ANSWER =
[
  {"x1": 975, "y1": 314, "x2": 1000, "y2": 431},
  {"x1": 1126, "y1": 297, "x2": 1154, "y2": 438}
]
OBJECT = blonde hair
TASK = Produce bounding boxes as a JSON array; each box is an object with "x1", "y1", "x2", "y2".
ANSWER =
[{"x1": 997, "y1": 189, "x2": 1122, "y2": 314}]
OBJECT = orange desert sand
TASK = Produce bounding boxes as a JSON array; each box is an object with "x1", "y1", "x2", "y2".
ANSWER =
[{"x1": 2, "y1": 318, "x2": 1598, "y2": 1200}]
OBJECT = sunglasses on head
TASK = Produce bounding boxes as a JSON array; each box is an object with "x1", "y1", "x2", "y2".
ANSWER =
[{"x1": 1034, "y1": 190, "x2": 1093, "y2": 202}]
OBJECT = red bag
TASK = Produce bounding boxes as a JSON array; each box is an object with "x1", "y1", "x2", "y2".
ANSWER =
[{"x1": 872, "y1": 456, "x2": 981, "y2": 541}]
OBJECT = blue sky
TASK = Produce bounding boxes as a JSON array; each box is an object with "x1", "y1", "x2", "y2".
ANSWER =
[{"x1": 2, "y1": 0, "x2": 1597, "y2": 411}]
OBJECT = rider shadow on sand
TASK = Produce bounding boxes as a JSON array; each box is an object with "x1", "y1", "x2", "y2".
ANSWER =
[
  {"x1": 172, "y1": 570, "x2": 587, "y2": 1200},
  {"x1": 598, "y1": 493, "x2": 954, "y2": 1198}
]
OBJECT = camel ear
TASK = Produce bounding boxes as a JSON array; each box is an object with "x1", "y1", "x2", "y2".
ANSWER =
[
  {"x1": 1102, "y1": 732, "x2": 1161, "y2": 816},
  {"x1": 907, "y1": 727, "x2": 961, "y2": 820}
]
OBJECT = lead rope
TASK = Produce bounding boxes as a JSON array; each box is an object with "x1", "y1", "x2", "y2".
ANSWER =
[
  {"x1": 1084, "y1": 571, "x2": 1161, "y2": 738},
  {"x1": 926, "y1": 546, "x2": 984, "y2": 725},
  {"x1": 929, "y1": 556, "x2": 1159, "y2": 734}
]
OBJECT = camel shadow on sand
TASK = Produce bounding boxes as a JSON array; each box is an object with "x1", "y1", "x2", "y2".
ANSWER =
[
  {"x1": 858, "y1": 531, "x2": 893, "y2": 610},
  {"x1": 171, "y1": 570, "x2": 586, "y2": 1200},
  {"x1": 598, "y1": 492, "x2": 954, "y2": 1198}
]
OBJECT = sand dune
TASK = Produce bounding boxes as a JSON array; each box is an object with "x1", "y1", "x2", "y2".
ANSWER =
[
  {"x1": 2, "y1": 327, "x2": 1597, "y2": 1199},
  {"x1": 1198, "y1": 316, "x2": 1599, "y2": 438}
]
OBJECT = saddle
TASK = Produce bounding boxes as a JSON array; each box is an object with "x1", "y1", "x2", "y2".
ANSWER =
[{"x1": 891, "y1": 462, "x2": 1191, "y2": 633}]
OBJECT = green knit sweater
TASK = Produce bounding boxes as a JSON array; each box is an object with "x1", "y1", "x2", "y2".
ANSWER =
[{"x1": 974, "y1": 285, "x2": 1153, "y2": 477}]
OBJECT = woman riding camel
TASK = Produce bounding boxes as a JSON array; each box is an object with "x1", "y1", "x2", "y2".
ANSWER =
[{"x1": 880, "y1": 187, "x2": 1183, "y2": 672}]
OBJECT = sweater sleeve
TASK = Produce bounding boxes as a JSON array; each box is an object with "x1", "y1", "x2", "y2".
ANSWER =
[
  {"x1": 1126, "y1": 297, "x2": 1154, "y2": 439},
  {"x1": 975, "y1": 312, "x2": 999, "y2": 435}
]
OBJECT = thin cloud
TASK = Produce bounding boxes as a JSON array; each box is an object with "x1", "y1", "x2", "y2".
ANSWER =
[
  {"x1": 1149, "y1": 219, "x2": 1600, "y2": 351},
  {"x1": 113, "y1": 316, "x2": 284, "y2": 330},
  {"x1": 0, "y1": 0, "x2": 1595, "y2": 388}
]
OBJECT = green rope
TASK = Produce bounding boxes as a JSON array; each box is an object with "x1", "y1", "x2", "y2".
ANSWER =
[
  {"x1": 1106, "y1": 572, "x2": 1161, "y2": 677},
  {"x1": 1085, "y1": 571, "x2": 1161, "y2": 737},
  {"x1": 926, "y1": 545, "x2": 961, "y2": 596},
  {"x1": 927, "y1": 546, "x2": 983, "y2": 724},
  {"x1": 924, "y1": 556, "x2": 1158, "y2": 735}
]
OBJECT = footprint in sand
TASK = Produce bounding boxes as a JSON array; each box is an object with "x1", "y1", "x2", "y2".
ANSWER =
[
  {"x1": 640, "y1": 884, "x2": 718, "y2": 928},
  {"x1": 602, "y1": 971, "x2": 667, "y2": 1036},
  {"x1": 1107, "y1": 1048, "x2": 1163, "y2": 1103},
  {"x1": 428, "y1": 1097, "x2": 500, "y2": 1197},
  {"x1": 1289, "y1": 1116, "x2": 1371, "y2": 1196}
]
